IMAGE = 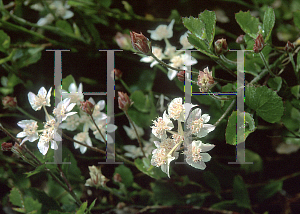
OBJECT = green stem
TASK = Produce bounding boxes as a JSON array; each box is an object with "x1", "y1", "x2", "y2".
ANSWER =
[
  {"x1": 220, "y1": 54, "x2": 237, "y2": 65},
  {"x1": 89, "y1": 114, "x2": 107, "y2": 144},
  {"x1": 119, "y1": 78, "x2": 132, "y2": 94},
  {"x1": 259, "y1": 52, "x2": 275, "y2": 77},
  {"x1": 16, "y1": 106, "x2": 41, "y2": 122},
  {"x1": 150, "y1": 52, "x2": 182, "y2": 72},
  {"x1": 213, "y1": 99, "x2": 235, "y2": 127}
]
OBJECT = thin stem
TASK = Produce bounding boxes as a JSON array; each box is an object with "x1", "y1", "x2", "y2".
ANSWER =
[
  {"x1": 259, "y1": 52, "x2": 275, "y2": 77},
  {"x1": 213, "y1": 99, "x2": 236, "y2": 127},
  {"x1": 220, "y1": 54, "x2": 237, "y2": 65},
  {"x1": 16, "y1": 106, "x2": 41, "y2": 122},
  {"x1": 150, "y1": 52, "x2": 182, "y2": 72},
  {"x1": 124, "y1": 111, "x2": 146, "y2": 157},
  {"x1": 89, "y1": 115, "x2": 107, "y2": 144},
  {"x1": 119, "y1": 78, "x2": 132, "y2": 94}
]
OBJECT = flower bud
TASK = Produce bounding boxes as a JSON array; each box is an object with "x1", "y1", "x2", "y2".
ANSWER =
[
  {"x1": 253, "y1": 34, "x2": 265, "y2": 53},
  {"x1": 118, "y1": 92, "x2": 133, "y2": 111},
  {"x1": 214, "y1": 38, "x2": 228, "y2": 55},
  {"x1": 113, "y1": 173, "x2": 122, "y2": 183},
  {"x1": 285, "y1": 41, "x2": 294, "y2": 53},
  {"x1": 114, "y1": 32, "x2": 132, "y2": 50},
  {"x1": 177, "y1": 70, "x2": 185, "y2": 82},
  {"x1": 130, "y1": 31, "x2": 152, "y2": 55},
  {"x1": 197, "y1": 67, "x2": 214, "y2": 92},
  {"x1": 1, "y1": 142, "x2": 13, "y2": 151},
  {"x1": 112, "y1": 68, "x2": 122, "y2": 80},
  {"x1": 80, "y1": 100, "x2": 94, "y2": 116},
  {"x1": 2, "y1": 96, "x2": 17, "y2": 109},
  {"x1": 236, "y1": 35, "x2": 245, "y2": 44}
]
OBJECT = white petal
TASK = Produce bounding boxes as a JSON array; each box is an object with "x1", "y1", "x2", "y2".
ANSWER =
[
  {"x1": 16, "y1": 132, "x2": 27, "y2": 138},
  {"x1": 62, "y1": 10, "x2": 74, "y2": 19},
  {"x1": 200, "y1": 153, "x2": 212, "y2": 162},
  {"x1": 167, "y1": 69, "x2": 177, "y2": 80},
  {"x1": 38, "y1": 140, "x2": 49, "y2": 155}
]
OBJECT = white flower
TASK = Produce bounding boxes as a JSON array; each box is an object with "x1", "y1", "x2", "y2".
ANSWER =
[
  {"x1": 123, "y1": 122, "x2": 144, "y2": 140},
  {"x1": 59, "y1": 114, "x2": 80, "y2": 131},
  {"x1": 148, "y1": 19, "x2": 175, "y2": 41},
  {"x1": 183, "y1": 140, "x2": 215, "y2": 169},
  {"x1": 123, "y1": 145, "x2": 143, "y2": 159},
  {"x1": 186, "y1": 108, "x2": 215, "y2": 138},
  {"x1": 91, "y1": 117, "x2": 117, "y2": 144},
  {"x1": 180, "y1": 32, "x2": 194, "y2": 49},
  {"x1": 167, "y1": 53, "x2": 197, "y2": 80},
  {"x1": 28, "y1": 87, "x2": 52, "y2": 111},
  {"x1": 151, "y1": 111, "x2": 174, "y2": 139},
  {"x1": 215, "y1": 8, "x2": 230, "y2": 23},
  {"x1": 88, "y1": 98, "x2": 107, "y2": 120},
  {"x1": 276, "y1": 143, "x2": 300, "y2": 154},
  {"x1": 38, "y1": 116, "x2": 61, "y2": 155},
  {"x1": 164, "y1": 44, "x2": 176, "y2": 57},
  {"x1": 16, "y1": 120, "x2": 39, "y2": 145},
  {"x1": 62, "y1": 83, "x2": 84, "y2": 105},
  {"x1": 168, "y1": 97, "x2": 185, "y2": 121},
  {"x1": 53, "y1": 98, "x2": 76, "y2": 123},
  {"x1": 85, "y1": 166, "x2": 109, "y2": 188},
  {"x1": 140, "y1": 46, "x2": 165, "y2": 67},
  {"x1": 74, "y1": 132, "x2": 92, "y2": 154}
]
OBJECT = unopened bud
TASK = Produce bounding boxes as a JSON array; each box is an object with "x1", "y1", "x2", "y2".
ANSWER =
[
  {"x1": 285, "y1": 41, "x2": 294, "y2": 53},
  {"x1": 236, "y1": 35, "x2": 245, "y2": 44},
  {"x1": 80, "y1": 100, "x2": 94, "y2": 115},
  {"x1": 1, "y1": 142, "x2": 13, "y2": 151},
  {"x1": 177, "y1": 71, "x2": 185, "y2": 82},
  {"x1": 114, "y1": 32, "x2": 132, "y2": 50},
  {"x1": 112, "y1": 68, "x2": 122, "y2": 80},
  {"x1": 253, "y1": 34, "x2": 265, "y2": 53},
  {"x1": 197, "y1": 67, "x2": 214, "y2": 92},
  {"x1": 2, "y1": 96, "x2": 17, "y2": 109},
  {"x1": 130, "y1": 31, "x2": 152, "y2": 55},
  {"x1": 118, "y1": 92, "x2": 133, "y2": 111},
  {"x1": 113, "y1": 173, "x2": 122, "y2": 183},
  {"x1": 214, "y1": 38, "x2": 228, "y2": 55}
]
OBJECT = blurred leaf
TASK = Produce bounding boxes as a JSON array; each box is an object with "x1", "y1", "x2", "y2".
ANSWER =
[
  {"x1": 233, "y1": 175, "x2": 251, "y2": 209},
  {"x1": 262, "y1": 7, "x2": 275, "y2": 42},
  {"x1": 87, "y1": 199, "x2": 97, "y2": 212},
  {"x1": 75, "y1": 201, "x2": 87, "y2": 214},
  {"x1": 235, "y1": 11, "x2": 261, "y2": 39},
  {"x1": 256, "y1": 180, "x2": 283, "y2": 202},
  {"x1": 0, "y1": 30, "x2": 10, "y2": 53},
  {"x1": 114, "y1": 165, "x2": 134, "y2": 188},
  {"x1": 198, "y1": 10, "x2": 216, "y2": 47},
  {"x1": 245, "y1": 85, "x2": 284, "y2": 123},
  {"x1": 62, "y1": 75, "x2": 76, "y2": 91},
  {"x1": 211, "y1": 200, "x2": 239, "y2": 211},
  {"x1": 151, "y1": 181, "x2": 184, "y2": 205},
  {"x1": 267, "y1": 77, "x2": 282, "y2": 91},
  {"x1": 291, "y1": 85, "x2": 300, "y2": 98},
  {"x1": 122, "y1": 1, "x2": 134, "y2": 14},
  {"x1": 24, "y1": 197, "x2": 42, "y2": 214},
  {"x1": 226, "y1": 111, "x2": 256, "y2": 145},
  {"x1": 169, "y1": 9, "x2": 181, "y2": 23},
  {"x1": 293, "y1": 10, "x2": 300, "y2": 29},
  {"x1": 202, "y1": 171, "x2": 221, "y2": 193},
  {"x1": 100, "y1": 0, "x2": 112, "y2": 8},
  {"x1": 56, "y1": 20, "x2": 73, "y2": 34},
  {"x1": 9, "y1": 187, "x2": 23, "y2": 207},
  {"x1": 78, "y1": 77, "x2": 98, "y2": 85},
  {"x1": 12, "y1": 47, "x2": 44, "y2": 69},
  {"x1": 134, "y1": 157, "x2": 167, "y2": 179},
  {"x1": 239, "y1": 149, "x2": 263, "y2": 173},
  {"x1": 222, "y1": 83, "x2": 236, "y2": 92},
  {"x1": 131, "y1": 90, "x2": 152, "y2": 113}
]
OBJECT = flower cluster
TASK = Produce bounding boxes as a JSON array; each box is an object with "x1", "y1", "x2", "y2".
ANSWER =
[{"x1": 150, "y1": 97, "x2": 215, "y2": 177}]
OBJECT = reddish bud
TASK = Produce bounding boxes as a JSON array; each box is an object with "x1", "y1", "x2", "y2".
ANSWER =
[
  {"x1": 1, "y1": 142, "x2": 13, "y2": 151},
  {"x1": 177, "y1": 71, "x2": 185, "y2": 82},
  {"x1": 113, "y1": 173, "x2": 122, "y2": 183},
  {"x1": 214, "y1": 38, "x2": 228, "y2": 55},
  {"x1": 118, "y1": 92, "x2": 133, "y2": 111},
  {"x1": 130, "y1": 31, "x2": 152, "y2": 55},
  {"x1": 80, "y1": 100, "x2": 94, "y2": 115},
  {"x1": 112, "y1": 68, "x2": 122, "y2": 80},
  {"x1": 197, "y1": 67, "x2": 214, "y2": 92},
  {"x1": 285, "y1": 41, "x2": 294, "y2": 53},
  {"x1": 2, "y1": 96, "x2": 17, "y2": 109},
  {"x1": 114, "y1": 32, "x2": 132, "y2": 50},
  {"x1": 253, "y1": 34, "x2": 265, "y2": 53},
  {"x1": 236, "y1": 35, "x2": 245, "y2": 44}
]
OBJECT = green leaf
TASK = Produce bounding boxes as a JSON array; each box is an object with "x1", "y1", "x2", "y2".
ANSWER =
[
  {"x1": 12, "y1": 47, "x2": 44, "y2": 68},
  {"x1": 239, "y1": 149, "x2": 263, "y2": 173},
  {"x1": 182, "y1": 16, "x2": 206, "y2": 40},
  {"x1": 291, "y1": 85, "x2": 300, "y2": 99},
  {"x1": 293, "y1": 10, "x2": 300, "y2": 29},
  {"x1": 122, "y1": 1, "x2": 134, "y2": 14},
  {"x1": 245, "y1": 85, "x2": 284, "y2": 123},
  {"x1": 127, "y1": 101, "x2": 157, "y2": 128},
  {"x1": 0, "y1": 30, "x2": 10, "y2": 53},
  {"x1": 62, "y1": 75, "x2": 76, "y2": 91},
  {"x1": 256, "y1": 180, "x2": 283, "y2": 202},
  {"x1": 202, "y1": 171, "x2": 221, "y2": 193},
  {"x1": 24, "y1": 197, "x2": 42, "y2": 214},
  {"x1": 262, "y1": 7, "x2": 275, "y2": 42},
  {"x1": 56, "y1": 20, "x2": 73, "y2": 34},
  {"x1": 76, "y1": 201, "x2": 87, "y2": 214},
  {"x1": 198, "y1": 10, "x2": 216, "y2": 47},
  {"x1": 87, "y1": 199, "x2": 97, "y2": 212},
  {"x1": 187, "y1": 33, "x2": 218, "y2": 59},
  {"x1": 100, "y1": 0, "x2": 112, "y2": 8},
  {"x1": 267, "y1": 77, "x2": 282, "y2": 91},
  {"x1": 233, "y1": 175, "x2": 251, "y2": 209},
  {"x1": 9, "y1": 187, "x2": 23, "y2": 207},
  {"x1": 151, "y1": 181, "x2": 183, "y2": 205},
  {"x1": 226, "y1": 111, "x2": 256, "y2": 145},
  {"x1": 131, "y1": 90, "x2": 152, "y2": 113},
  {"x1": 134, "y1": 157, "x2": 167, "y2": 179},
  {"x1": 235, "y1": 11, "x2": 261, "y2": 39},
  {"x1": 114, "y1": 165, "x2": 134, "y2": 188}
]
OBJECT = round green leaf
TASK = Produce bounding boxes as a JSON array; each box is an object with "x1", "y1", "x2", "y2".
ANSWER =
[
  {"x1": 235, "y1": 11, "x2": 261, "y2": 39},
  {"x1": 233, "y1": 175, "x2": 251, "y2": 209},
  {"x1": 114, "y1": 165, "x2": 134, "y2": 188}
]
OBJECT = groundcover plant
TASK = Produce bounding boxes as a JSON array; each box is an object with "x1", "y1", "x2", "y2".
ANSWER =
[{"x1": 1, "y1": 0, "x2": 300, "y2": 213}]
